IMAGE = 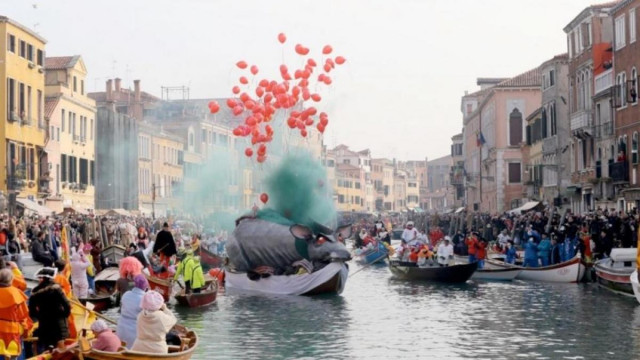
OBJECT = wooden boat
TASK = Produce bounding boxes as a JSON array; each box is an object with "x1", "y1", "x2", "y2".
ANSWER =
[
  {"x1": 225, "y1": 262, "x2": 349, "y2": 296},
  {"x1": 355, "y1": 242, "x2": 388, "y2": 265},
  {"x1": 94, "y1": 267, "x2": 121, "y2": 295},
  {"x1": 594, "y1": 248, "x2": 636, "y2": 296},
  {"x1": 472, "y1": 267, "x2": 522, "y2": 281},
  {"x1": 102, "y1": 244, "x2": 127, "y2": 267},
  {"x1": 199, "y1": 246, "x2": 224, "y2": 268},
  {"x1": 78, "y1": 292, "x2": 113, "y2": 312},
  {"x1": 174, "y1": 282, "x2": 218, "y2": 308},
  {"x1": 630, "y1": 270, "x2": 640, "y2": 305},
  {"x1": 488, "y1": 255, "x2": 586, "y2": 283},
  {"x1": 388, "y1": 260, "x2": 477, "y2": 283},
  {"x1": 145, "y1": 274, "x2": 174, "y2": 302},
  {"x1": 30, "y1": 325, "x2": 198, "y2": 360}
]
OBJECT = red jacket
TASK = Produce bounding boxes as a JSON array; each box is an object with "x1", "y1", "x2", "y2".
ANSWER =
[
  {"x1": 476, "y1": 241, "x2": 487, "y2": 260},
  {"x1": 465, "y1": 236, "x2": 478, "y2": 255}
]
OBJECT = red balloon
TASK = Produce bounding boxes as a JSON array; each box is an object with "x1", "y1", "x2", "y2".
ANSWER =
[
  {"x1": 301, "y1": 129, "x2": 308, "y2": 137},
  {"x1": 308, "y1": 59, "x2": 317, "y2": 67},
  {"x1": 278, "y1": 33, "x2": 286, "y2": 44},
  {"x1": 257, "y1": 155, "x2": 266, "y2": 163},
  {"x1": 294, "y1": 70, "x2": 303, "y2": 79},
  {"x1": 295, "y1": 44, "x2": 309, "y2": 55},
  {"x1": 259, "y1": 79, "x2": 269, "y2": 87},
  {"x1": 233, "y1": 105, "x2": 243, "y2": 116},
  {"x1": 256, "y1": 87, "x2": 265, "y2": 97},
  {"x1": 208, "y1": 101, "x2": 220, "y2": 114},
  {"x1": 258, "y1": 144, "x2": 267, "y2": 155},
  {"x1": 317, "y1": 123, "x2": 325, "y2": 133},
  {"x1": 250, "y1": 65, "x2": 259, "y2": 75},
  {"x1": 320, "y1": 117, "x2": 329, "y2": 126},
  {"x1": 239, "y1": 76, "x2": 249, "y2": 85},
  {"x1": 322, "y1": 45, "x2": 333, "y2": 55},
  {"x1": 307, "y1": 107, "x2": 317, "y2": 115},
  {"x1": 232, "y1": 86, "x2": 241, "y2": 95},
  {"x1": 302, "y1": 88, "x2": 311, "y2": 101},
  {"x1": 305, "y1": 118, "x2": 313, "y2": 126},
  {"x1": 311, "y1": 93, "x2": 321, "y2": 102},
  {"x1": 236, "y1": 61, "x2": 248, "y2": 69},
  {"x1": 323, "y1": 76, "x2": 332, "y2": 85},
  {"x1": 260, "y1": 193, "x2": 269, "y2": 204},
  {"x1": 233, "y1": 128, "x2": 242, "y2": 136},
  {"x1": 319, "y1": 112, "x2": 328, "y2": 119},
  {"x1": 245, "y1": 148, "x2": 253, "y2": 157},
  {"x1": 280, "y1": 64, "x2": 288, "y2": 74},
  {"x1": 323, "y1": 64, "x2": 332, "y2": 73},
  {"x1": 318, "y1": 74, "x2": 326, "y2": 82},
  {"x1": 240, "y1": 92, "x2": 250, "y2": 102},
  {"x1": 287, "y1": 117, "x2": 297, "y2": 128},
  {"x1": 227, "y1": 99, "x2": 237, "y2": 108},
  {"x1": 335, "y1": 56, "x2": 346, "y2": 65},
  {"x1": 326, "y1": 58, "x2": 335, "y2": 68},
  {"x1": 245, "y1": 116, "x2": 257, "y2": 126}
]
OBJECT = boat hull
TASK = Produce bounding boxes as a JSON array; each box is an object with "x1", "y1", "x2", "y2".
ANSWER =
[
  {"x1": 471, "y1": 268, "x2": 521, "y2": 281},
  {"x1": 631, "y1": 270, "x2": 640, "y2": 305},
  {"x1": 145, "y1": 274, "x2": 173, "y2": 302},
  {"x1": 102, "y1": 245, "x2": 127, "y2": 266},
  {"x1": 389, "y1": 261, "x2": 477, "y2": 283},
  {"x1": 174, "y1": 289, "x2": 217, "y2": 308},
  {"x1": 199, "y1": 247, "x2": 223, "y2": 268},
  {"x1": 356, "y1": 244, "x2": 388, "y2": 265},
  {"x1": 594, "y1": 262, "x2": 634, "y2": 296},
  {"x1": 513, "y1": 256, "x2": 586, "y2": 283},
  {"x1": 79, "y1": 293, "x2": 113, "y2": 312},
  {"x1": 83, "y1": 328, "x2": 197, "y2": 360},
  {"x1": 225, "y1": 262, "x2": 348, "y2": 296}
]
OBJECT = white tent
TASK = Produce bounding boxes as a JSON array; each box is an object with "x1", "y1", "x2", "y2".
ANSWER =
[
  {"x1": 16, "y1": 198, "x2": 55, "y2": 216},
  {"x1": 508, "y1": 201, "x2": 541, "y2": 215}
]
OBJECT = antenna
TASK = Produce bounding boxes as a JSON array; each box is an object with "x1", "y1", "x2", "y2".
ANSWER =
[{"x1": 160, "y1": 86, "x2": 190, "y2": 101}]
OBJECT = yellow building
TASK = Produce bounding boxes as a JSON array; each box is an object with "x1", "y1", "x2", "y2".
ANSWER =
[
  {"x1": 138, "y1": 122, "x2": 185, "y2": 216},
  {"x1": 44, "y1": 55, "x2": 96, "y2": 211},
  {"x1": 0, "y1": 16, "x2": 47, "y2": 201},
  {"x1": 335, "y1": 164, "x2": 365, "y2": 212}
]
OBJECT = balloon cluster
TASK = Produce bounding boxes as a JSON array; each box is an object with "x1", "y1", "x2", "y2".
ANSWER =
[{"x1": 207, "y1": 32, "x2": 346, "y2": 165}]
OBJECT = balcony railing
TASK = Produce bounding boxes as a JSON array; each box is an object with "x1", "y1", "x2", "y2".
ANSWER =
[
  {"x1": 609, "y1": 161, "x2": 629, "y2": 183},
  {"x1": 570, "y1": 110, "x2": 592, "y2": 133},
  {"x1": 594, "y1": 68, "x2": 614, "y2": 95},
  {"x1": 594, "y1": 122, "x2": 613, "y2": 138}
]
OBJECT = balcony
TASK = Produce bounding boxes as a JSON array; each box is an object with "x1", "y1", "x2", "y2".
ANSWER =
[
  {"x1": 594, "y1": 68, "x2": 613, "y2": 95},
  {"x1": 594, "y1": 122, "x2": 613, "y2": 138},
  {"x1": 609, "y1": 161, "x2": 629, "y2": 183},
  {"x1": 570, "y1": 110, "x2": 592, "y2": 133}
]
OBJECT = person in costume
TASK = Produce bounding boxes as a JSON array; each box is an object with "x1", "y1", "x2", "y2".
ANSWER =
[
  {"x1": 174, "y1": 248, "x2": 205, "y2": 294},
  {"x1": 131, "y1": 291, "x2": 177, "y2": 354},
  {"x1": 0, "y1": 269, "x2": 32, "y2": 359},
  {"x1": 28, "y1": 268, "x2": 71, "y2": 352}
]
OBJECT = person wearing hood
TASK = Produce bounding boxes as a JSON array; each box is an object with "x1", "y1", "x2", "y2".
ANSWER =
[
  {"x1": 537, "y1": 233, "x2": 552, "y2": 267},
  {"x1": 28, "y1": 268, "x2": 71, "y2": 352},
  {"x1": 117, "y1": 274, "x2": 149, "y2": 349},
  {"x1": 131, "y1": 290, "x2": 177, "y2": 354},
  {"x1": 0, "y1": 268, "x2": 32, "y2": 358},
  {"x1": 91, "y1": 319, "x2": 121, "y2": 352},
  {"x1": 437, "y1": 237, "x2": 454, "y2": 266},
  {"x1": 524, "y1": 237, "x2": 539, "y2": 267},
  {"x1": 174, "y1": 248, "x2": 205, "y2": 294},
  {"x1": 70, "y1": 251, "x2": 91, "y2": 299},
  {"x1": 401, "y1": 222, "x2": 418, "y2": 244}
]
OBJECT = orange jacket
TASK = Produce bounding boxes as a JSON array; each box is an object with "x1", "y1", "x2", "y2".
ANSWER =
[
  {"x1": 54, "y1": 274, "x2": 72, "y2": 298},
  {"x1": 0, "y1": 286, "x2": 32, "y2": 356},
  {"x1": 10, "y1": 269, "x2": 26, "y2": 292}
]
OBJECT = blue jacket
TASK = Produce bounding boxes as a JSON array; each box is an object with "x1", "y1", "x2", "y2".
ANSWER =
[
  {"x1": 524, "y1": 241, "x2": 538, "y2": 260},
  {"x1": 117, "y1": 287, "x2": 145, "y2": 348},
  {"x1": 505, "y1": 247, "x2": 517, "y2": 264},
  {"x1": 537, "y1": 238, "x2": 551, "y2": 257}
]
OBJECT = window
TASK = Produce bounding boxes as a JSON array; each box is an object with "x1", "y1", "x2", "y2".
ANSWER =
[
  {"x1": 80, "y1": 159, "x2": 88, "y2": 185},
  {"x1": 632, "y1": 67, "x2": 638, "y2": 104},
  {"x1": 27, "y1": 86, "x2": 31, "y2": 123},
  {"x1": 509, "y1": 108, "x2": 523, "y2": 146},
  {"x1": 81, "y1": 80, "x2": 84, "y2": 95},
  {"x1": 6, "y1": 78, "x2": 15, "y2": 120},
  {"x1": 633, "y1": 132, "x2": 638, "y2": 164},
  {"x1": 343, "y1": 159, "x2": 350, "y2": 164},
  {"x1": 69, "y1": 156, "x2": 77, "y2": 183},
  {"x1": 7, "y1": 34, "x2": 15, "y2": 53},
  {"x1": 37, "y1": 90, "x2": 42, "y2": 127},
  {"x1": 61, "y1": 155, "x2": 67, "y2": 182},
  {"x1": 550, "y1": 70, "x2": 555, "y2": 87},
  {"x1": 631, "y1": 8, "x2": 637, "y2": 44},
  {"x1": 18, "y1": 83, "x2": 25, "y2": 120},
  {"x1": 26, "y1": 44, "x2": 33, "y2": 62},
  {"x1": 19, "y1": 40, "x2": 25, "y2": 58},
  {"x1": 36, "y1": 49, "x2": 43, "y2": 66},
  {"x1": 61, "y1": 109, "x2": 65, "y2": 131},
  {"x1": 90, "y1": 161, "x2": 95, "y2": 185},
  {"x1": 508, "y1": 163, "x2": 521, "y2": 183},
  {"x1": 56, "y1": 127, "x2": 60, "y2": 141},
  {"x1": 616, "y1": 15, "x2": 626, "y2": 50},
  {"x1": 618, "y1": 72, "x2": 628, "y2": 107},
  {"x1": 581, "y1": 22, "x2": 592, "y2": 48},
  {"x1": 73, "y1": 76, "x2": 77, "y2": 92},
  {"x1": 90, "y1": 119, "x2": 93, "y2": 139},
  {"x1": 550, "y1": 103, "x2": 557, "y2": 136}
]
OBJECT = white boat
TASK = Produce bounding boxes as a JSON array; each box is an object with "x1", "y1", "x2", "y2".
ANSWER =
[
  {"x1": 511, "y1": 255, "x2": 585, "y2": 283},
  {"x1": 472, "y1": 267, "x2": 522, "y2": 281},
  {"x1": 630, "y1": 270, "x2": 640, "y2": 305},
  {"x1": 594, "y1": 248, "x2": 636, "y2": 297},
  {"x1": 225, "y1": 262, "x2": 349, "y2": 296}
]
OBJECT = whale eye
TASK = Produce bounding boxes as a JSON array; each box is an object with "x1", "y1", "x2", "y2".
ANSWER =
[{"x1": 316, "y1": 237, "x2": 327, "y2": 245}]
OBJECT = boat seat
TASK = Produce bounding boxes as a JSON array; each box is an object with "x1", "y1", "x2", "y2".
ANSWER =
[{"x1": 168, "y1": 345, "x2": 182, "y2": 353}]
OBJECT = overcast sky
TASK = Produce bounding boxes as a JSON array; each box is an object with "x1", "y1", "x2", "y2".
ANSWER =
[{"x1": 4, "y1": 0, "x2": 597, "y2": 161}]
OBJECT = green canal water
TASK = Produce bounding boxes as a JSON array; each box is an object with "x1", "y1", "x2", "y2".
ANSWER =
[{"x1": 110, "y1": 264, "x2": 640, "y2": 359}]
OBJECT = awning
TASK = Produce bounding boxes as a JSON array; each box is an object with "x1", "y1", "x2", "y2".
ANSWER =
[
  {"x1": 104, "y1": 208, "x2": 132, "y2": 217},
  {"x1": 508, "y1": 201, "x2": 542, "y2": 214},
  {"x1": 454, "y1": 207, "x2": 465, "y2": 214},
  {"x1": 16, "y1": 198, "x2": 55, "y2": 216}
]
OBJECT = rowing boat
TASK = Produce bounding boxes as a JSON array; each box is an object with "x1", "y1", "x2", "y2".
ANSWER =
[
  {"x1": 199, "y1": 246, "x2": 224, "y2": 269},
  {"x1": 388, "y1": 260, "x2": 477, "y2": 283},
  {"x1": 488, "y1": 255, "x2": 585, "y2": 283},
  {"x1": 78, "y1": 292, "x2": 113, "y2": 312},
  {"x1": 174, "y1": 282, "x2": 218, "y2": 308},
  {"x1": 471, "y1": 267, "x2": 521, "y2": 281}
]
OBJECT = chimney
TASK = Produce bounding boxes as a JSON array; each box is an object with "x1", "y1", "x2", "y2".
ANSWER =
[
  {"x1": 106, "y1": 79, "x2": 113, "y2": 102},
  {"x1": 134, "y1": 80, "x2": 141, "y2": 102},
  {"x1": 115, "y1": 78, "x2": 122, "y2": 92}
]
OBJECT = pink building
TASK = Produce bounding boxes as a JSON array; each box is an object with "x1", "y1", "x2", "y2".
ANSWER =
[{"x1": 461, "y1": 70, "x2": 542, "y2": 214}]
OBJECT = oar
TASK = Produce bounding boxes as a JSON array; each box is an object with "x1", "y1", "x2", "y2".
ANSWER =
[
  {"x1": 70, "y1": 299, "x2": 118, "y2": 325},
  {"x1": 349, "y1": 252, "x2": 388, "y2": 278}
]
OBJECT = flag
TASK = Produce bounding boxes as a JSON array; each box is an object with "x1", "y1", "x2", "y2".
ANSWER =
[
  {"x1": 60, "y1": 225, "x2": 71, "y2": 279},
  {"x1": 476, "y1": 131, "x2": 486, "y2": 147}
]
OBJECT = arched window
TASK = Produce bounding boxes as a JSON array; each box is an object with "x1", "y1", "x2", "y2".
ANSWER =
[
  {"x1": 619, "y1": 72, "x2": 628, "y2": 107},
  {"x1": 633, "y1": 132, "x2": 638, "y2": 164},
  {"x1": 509, "y1": 108, "x2": 523, "y2": 146}
]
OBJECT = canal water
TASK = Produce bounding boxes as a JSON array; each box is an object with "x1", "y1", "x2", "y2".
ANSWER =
[{"x1": 114, "y1": 264, "x2": 640, "y2": 359}]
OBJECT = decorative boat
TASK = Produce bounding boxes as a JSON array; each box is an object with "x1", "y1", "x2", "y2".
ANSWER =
[
  {"x1": 472, "y1": 267, "x2": 522, "y2": 281},
  {"x1": 491, "y1": 255, "x2": 586, "y2": 283},
  {"x1": 630, "y1": 270, "x2": 640, "y2": 305},
  {"x1": 174, "y1": 282, "x2": 218, "y2": 308},
  {"x1": 102, "y1": 244, "x2": 127, "y2": 267},
  {"x1": 78, "y1": 293, "x2": 113, "y2": 312},
  {"x1": 199, "y1": 246, "x2": 224, "y2": 268},
  {"x1": 225, "y1": 262, "x2": 348, "y2": 296},
  {"x1": 594, "y1": 248, "x2": 637, "y2": 296},
  {"x1": 388, "y1": 260, "x2": 477, "y2": 283},
  {"x1": 355, "y1": 242, "x2": 388, "y2": 265}
]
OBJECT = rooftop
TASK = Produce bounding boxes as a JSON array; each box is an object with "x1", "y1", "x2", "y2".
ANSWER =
[
  {"x1": 45, "y1": 56, "x2": 80, "y2": 70},
  {"x1": 495, "y1": 67, "x2": 541, "y2": 88},
  {"x1": 0, "y1": 16, "x2": 47, "y2": 44},
  {"x1": 44, "y1": 97, "x2": 60, "y2": 119}
]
